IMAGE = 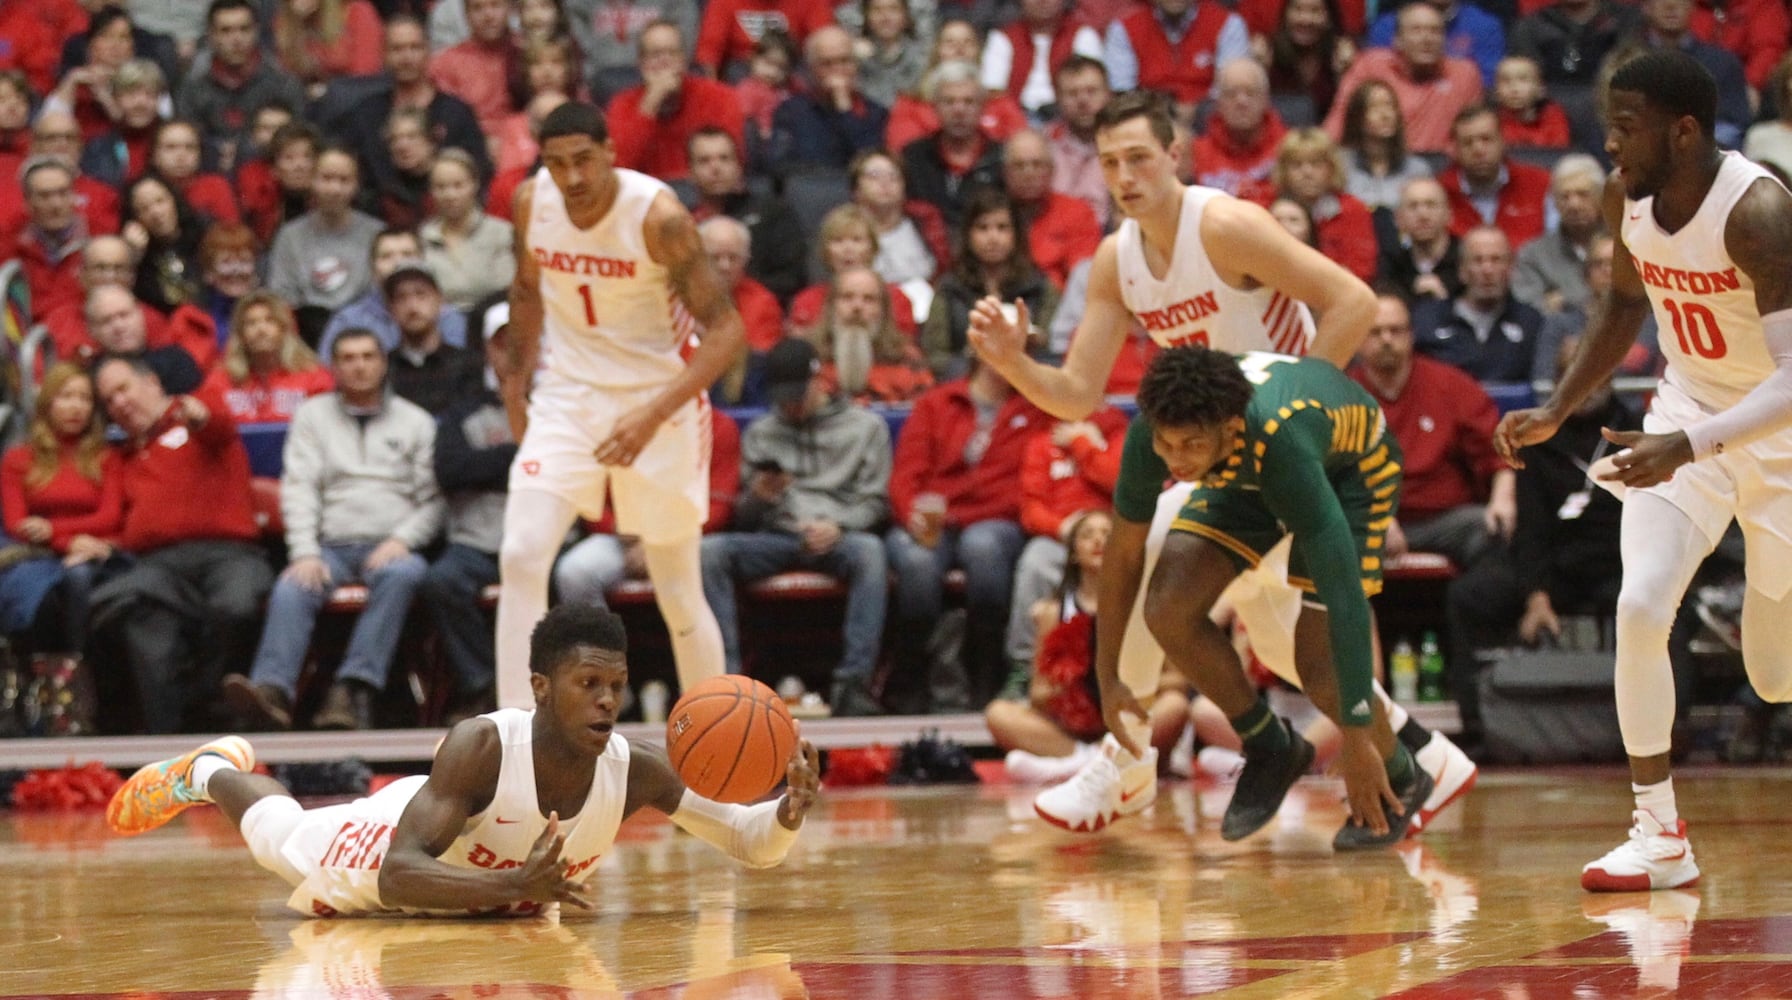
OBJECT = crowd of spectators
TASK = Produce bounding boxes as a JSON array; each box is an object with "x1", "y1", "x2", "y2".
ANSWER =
[{"x1": 1, "y1": 0, "x2": 1775, "y2": 731}]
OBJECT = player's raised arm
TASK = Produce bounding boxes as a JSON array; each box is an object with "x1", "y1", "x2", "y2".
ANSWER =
[
  {"x1": 1664, "y1": 178, "x2": 1792, "y2": 462},
  {"x1": 968, "y1": 236, "x2": 1132, "y2": 420},
  {"x1": 378, "y1": 719, "x2": 592, "y2": 911},
  {"x1": 625, "y1": 738, "x2": 820, "y2": 869},
  {"x1": 1204, "y1": 196, "x2": 1375, "y2": 369},
  {"x1": 1496, "y1": 173, "x2": 1652, "y2": 466},
  {"x1": 503, "y1": 179, "x2": 545, "y2": 441}
]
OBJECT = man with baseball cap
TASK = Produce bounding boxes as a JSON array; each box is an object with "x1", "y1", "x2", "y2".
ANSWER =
[
  {"x1": 383, "y1": 257, "x2": 483, "y2": 416},
  {"x1": 699, "y1": 338, "x2": 894, "y2": 716}
]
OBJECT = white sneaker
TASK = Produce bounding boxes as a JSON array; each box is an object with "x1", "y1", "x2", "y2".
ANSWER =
[
  {"x1": 1409, "y1": 730, "x2": 1479, "y2": 836},
  {"x1": 1005, "y1": 743, "x2": 1095, "y2": 785},
  {"x1": 1582, "y1": 810, "x2": 1701, "y2": 892},
  {"x1": 1196, "y1": 745, "x2": 1244, "y2": 781},
  {"x1": 1034, "y1": 734, "x2": 1157, "y2": 832}
]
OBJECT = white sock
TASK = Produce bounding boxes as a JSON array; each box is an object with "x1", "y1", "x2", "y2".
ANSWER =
[
  {"x1": 190, "y1": 754, "x2": 240, "y2": 799},
  {"x1": 1379, "y1": 687, "x2": 1411, "y2": 731},
  {"x1": 1633, "y1": 778, "x2": 1678, "y2": 828}
]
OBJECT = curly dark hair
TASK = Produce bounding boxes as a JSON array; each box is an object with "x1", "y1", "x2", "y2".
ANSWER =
[
  {"x1": 530, "y1": 603, "x2": 628, "y2": 675},
  {"x1": 1136, "y1": 346, "x2": 1255, "y2": 430}
]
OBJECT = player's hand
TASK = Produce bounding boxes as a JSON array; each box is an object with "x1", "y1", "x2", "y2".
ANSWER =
[
  {"x1": 1493, "y1": 406, "x2": 1563, "y2": 468},
  {"x1": 594, "y1": 403, "x2": 663, "y2": 467},
  {"x1": 1598, "y1": 428, "x2": 1692, "y2": 488},
  {"x1": 515, "y1": 812, "x2": 594, "y2": 909},
  {"x1": 283, "y1": 555, "x2": 332, "y2": 593},
  {"x1": 1098, "y1": 677, "x2": 1150, "y2": 757},
  {"x1": 777, "y1": 738, "x2": 821, "y2": 829},
  {"x1": 364, "y1": 538, "x2": 412, "y2": 572},
  {"x1": 967, "y1": 295, "x2": 1030, "y2": 371},
  {"x1": 1335, "y1": 729, "x2": 1398, "y2": 838}
]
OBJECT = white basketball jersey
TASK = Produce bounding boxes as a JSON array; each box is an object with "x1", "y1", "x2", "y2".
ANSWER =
[
  {"x1": 285, "y1": 708, "x2": 631, "y2": 917},
  {"x1": 529, "y1": 166, "x2": 694, "y2": 389},
  {"x1": 1116, "y1": 185, "x2": 1315, "y2": 356},
  {"x1": 1622, "y1": 151, "x2": 1783, "y2": 410}
]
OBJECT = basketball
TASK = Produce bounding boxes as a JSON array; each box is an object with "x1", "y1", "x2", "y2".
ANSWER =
[{"x1": 666, "y1": 675, "x2": 799, "y2": 803}]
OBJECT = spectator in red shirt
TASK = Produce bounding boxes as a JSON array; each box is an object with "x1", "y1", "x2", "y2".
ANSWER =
[
  {"x1": 1492, "y1": 55, "x2": 1570, "y2": 148},
  {"x1": 1437, "y1": 104, "x2": 1552, "y2": 248},
  {"x1": 489, "y1": 40, "x2": 579, "y2": 178},
  {"x1": 885, "y1": 19, "x2": 1028, "y2": 153},
  {"x1": 734, "y1": 27, "x2": 798, "y2": 148},
  {"x1": 148, "y1": 119, "x2": 241, "y2": 225},
  {"x1": 41, "y1": 7, "x2": 139, "y2": 142},
  {"x1": 696, "y1": 0, "x2": 835, "y2": 78},
  {"x1": 1192, "y1": 58, "x2": 1288, "y2": 197},
  {"x1": 239, "y1": 119, "x2": 317, "y2": 245},
  {"x1": 697, "y1": 215, "x2": 785, "y2": 403},
  {"x1": 0, "y1": 111, "x2": 120, "y2": 239},
  {"x1": 41, "y1": 235, "x2": 137, "y2": 362},
  {"x1": 1045, "y1": 54, "x2": 1112, "y2": 229},
  {"x1": 200, "y1": 290, "x2": 333, "y2": 427},
  {"x1": 428, "y1": 0, "x2": 519, "y2": 138},
  {"x1": 91, "y1": 354, "x2": 274, "y2": 732},
  {"x1": 0, "y1": 72, "x2": 32, "y2": 184},
  {"x1": 0, "y1": 362, "x2": 124, "y2": 734},
  {"x1": 1690, "y1": 0, "x2": 1790, "y2": 96},
  {"x1": 1002, "y1": 129, "x2": 1099, "y2": 289},
  {"x1": 1349, "y1": 291, "x2": 1513, "y2": 571},
  {"x1": 8, "y1": 158, "x2": 88, "y2": 324},
  {"x1": 1105, "y1": 0, "x2": 1251, "y2": 127},
  {"x1": 607, "y1": 21, "x2": 745, "y2": 182},
  {"x1": 1003, "y1": 407, "x2": 1125, "y2": 684},
  {"x1": 1244, "y1": 127, "x2": 1379, "y2": 283},
  {"x1": 980, "y1": 0, "x2": 1104, "y2": 119},
  {"x1": 789, "y1": 205, "x2": 918, "y2": 338},
  {"x1": 77, "y1": 57, "x2": 165, "y2": 190},
  {"x1": 885, "y1": 355, "x2": 1052, "y2": 712},
  {"x1": 84, "y1": 284, "x2": 211, "y2": 394},
  {"x1": 0, "y1": 1, "x2": 72, "y2": 97},
  {"x1": 1323, "y1": 3, "x2": 1483, "y2": 154},
  {"x1": 804, "y1": 267, "x2": 933, "y2": 404},
  {"x1": 270, "y1": 0, "x2": 384, "y2": 98}
]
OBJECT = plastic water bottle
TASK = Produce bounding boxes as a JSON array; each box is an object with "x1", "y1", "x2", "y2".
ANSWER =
[
  {"x1": 1418, "y1": 631, "x2": 1447, "y2": 703},
  {"x1": 1390, "y1": 637, "x2": 1419, "y2": 703}
]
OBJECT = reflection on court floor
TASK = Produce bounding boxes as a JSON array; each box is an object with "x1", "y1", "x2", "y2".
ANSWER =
[{"x1": 7, "y1": 769, "x2": 1792, "y2": 998}]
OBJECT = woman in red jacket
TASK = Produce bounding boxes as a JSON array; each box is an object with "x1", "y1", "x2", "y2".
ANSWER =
[
  {"x1": 1244, "y1": 127, "x2": 1379, "y2": 284},
  {"x1": 270, "y1": 0, "x2": 384, "y2": 98},
  {"x1": 0, "y1": 363, "x2": 126, "y2": 735},
  {"x1": 200, "y1": 290, "x2": 333, "y2": 426}
]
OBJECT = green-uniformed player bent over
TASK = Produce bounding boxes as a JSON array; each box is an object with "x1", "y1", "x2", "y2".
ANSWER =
[{"x1": 1123, "y1": 348, "x2": 1432, "y2": 848}]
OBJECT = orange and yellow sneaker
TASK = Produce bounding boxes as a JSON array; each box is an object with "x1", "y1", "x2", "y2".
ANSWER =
[{"x1": 105, "y1": 736, "x2": 254, "y2": 836}]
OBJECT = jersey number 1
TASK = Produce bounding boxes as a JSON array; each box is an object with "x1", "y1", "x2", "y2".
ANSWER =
[
  {"x1": 1663, "y1": 299, "x2": 1727, "y2": 360},
  {"x1": 577, "y1": 285, "x2": 600, "y2": 326}
]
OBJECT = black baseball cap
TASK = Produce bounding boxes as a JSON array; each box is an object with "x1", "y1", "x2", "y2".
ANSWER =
[{"x1": 763, "y1": 338, "x2": 820, "y2": 405}]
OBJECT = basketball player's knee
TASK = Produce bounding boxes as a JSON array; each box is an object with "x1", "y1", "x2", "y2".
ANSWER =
[
  {"x1": 499, "y1": 531, "x2": 552, "y2": 582},
  {"x1": 1615, "y1": 591, "x2": 1675, "y2": 642},
  {"x1": 1141, "y1": 580, "x2": 1188, "y2": 643}
]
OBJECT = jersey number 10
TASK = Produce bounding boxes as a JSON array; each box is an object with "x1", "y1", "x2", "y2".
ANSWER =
[{"x1": 1663, "y1": 299, "x2": 1727, "y2": 360}]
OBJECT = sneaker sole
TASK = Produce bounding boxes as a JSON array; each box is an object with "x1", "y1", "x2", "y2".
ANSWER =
[
  {"x1": 1581, "y1": 864, "x2": 1702, "y2": 892},
  {"x1": 1408, "y1": 759, "x2": 1479, "y2": 838},
  {"x1": 1035, "y1": 801, "x2": 1121, "y2": 833}
]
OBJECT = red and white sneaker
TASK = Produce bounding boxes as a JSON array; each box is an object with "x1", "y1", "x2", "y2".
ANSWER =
[
  {"x1": 1034, "y1": 734, "x2": 1157, "y2": 833},
  {"x1": 1582, "y1": 810, "x2": 1701, "y2": 892},
  {"x1": 1408, "y1": 730, "x2": 1479, "y2": 836}
]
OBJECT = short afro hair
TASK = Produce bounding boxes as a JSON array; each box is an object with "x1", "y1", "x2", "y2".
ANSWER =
[
  {"x1": 1136, "y1": 346, "x2": 1255, "y2": 430},
  {"x1": 1609, "y1": 49, "x2": 1717, "y2": 140},
  {"x1": 539, "y1": 101, "x2": 609, "y2": 145},
  {"x1": 529, "y1": 603, "x2": 628, "y2": 675}
]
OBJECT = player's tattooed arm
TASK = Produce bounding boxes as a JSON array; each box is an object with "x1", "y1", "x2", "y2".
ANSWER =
[
  {"x1": 1727, "y1": 176, "x2": 1792, "y2": 315},
  {"x1": 648, "y1": 193, "x2": 748, "y2": 410},
  {"x1": 503, "y1": 180, "x2": 544, "y2": 440}
]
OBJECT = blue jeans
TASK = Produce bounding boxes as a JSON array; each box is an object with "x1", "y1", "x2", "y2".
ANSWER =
[
  {"x1": 249, "y1": 542, "x2": 427, "y2": 697},
  {"x1": 419, "y1": 544, "x2": 499, "y2": 693},
  {"x1": 886, "y1": 520, "x2": 1025, "y2": 704},
  {"x1": 700, "y1": 530, "x2": 887, "y2": 680},
  {"x1": 553, "y1": 533, "x2": 630, "y2": 606}
]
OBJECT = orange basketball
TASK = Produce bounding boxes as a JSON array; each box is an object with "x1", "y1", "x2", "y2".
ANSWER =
[{"x1": 666, "y1": 675, "x2": 799, "y2": 803}]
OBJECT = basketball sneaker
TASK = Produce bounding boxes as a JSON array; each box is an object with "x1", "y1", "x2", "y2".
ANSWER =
[
  {"x1": 1034, "y1": 734, "x2": 1157, "y2": 832},
  {"x1": 1581, "y1": 810, "x2": 1700, "y2": 892},
  {"x1": 106, "y1": 736, "x2": 254, "y2": 836},
  {"x1": 1221, "y1": 721, "x2": 1315, "y2": 841},
  {"x1": 1333, "y1": 763, "x2": 1433, "y2": 850},
  {"x1": 1408, "y1": 730, "x2": 1479, "y2": 836},
  {"x1": 1005, "y1": 743, "x2": 1096, "y2": 785}
]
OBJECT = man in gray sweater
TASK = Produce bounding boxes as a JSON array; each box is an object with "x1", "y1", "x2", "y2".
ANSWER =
[
  {"x1": 222, "y1": 329, "x2": 445, "y2": 731},
  {"x1": 700, "y1": 338, "x2": 893, "y2": 716}
]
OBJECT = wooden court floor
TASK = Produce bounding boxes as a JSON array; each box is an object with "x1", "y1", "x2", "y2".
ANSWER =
[{"x1": 6, "y1": 765, "x2": 1792, "y2": 999}]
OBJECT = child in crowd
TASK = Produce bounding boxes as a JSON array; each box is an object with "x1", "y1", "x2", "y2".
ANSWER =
[{"x1": 1494, "y1": 56, "x2": 1571, "y2": 149}]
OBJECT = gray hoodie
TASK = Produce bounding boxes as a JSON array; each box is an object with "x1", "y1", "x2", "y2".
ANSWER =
[
  {"x1": 734, "y1": 397, "x2": 891, "y2": 534},
  {"x1": 281, "y1": 393, "x2": 445, "y2": 559}
]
